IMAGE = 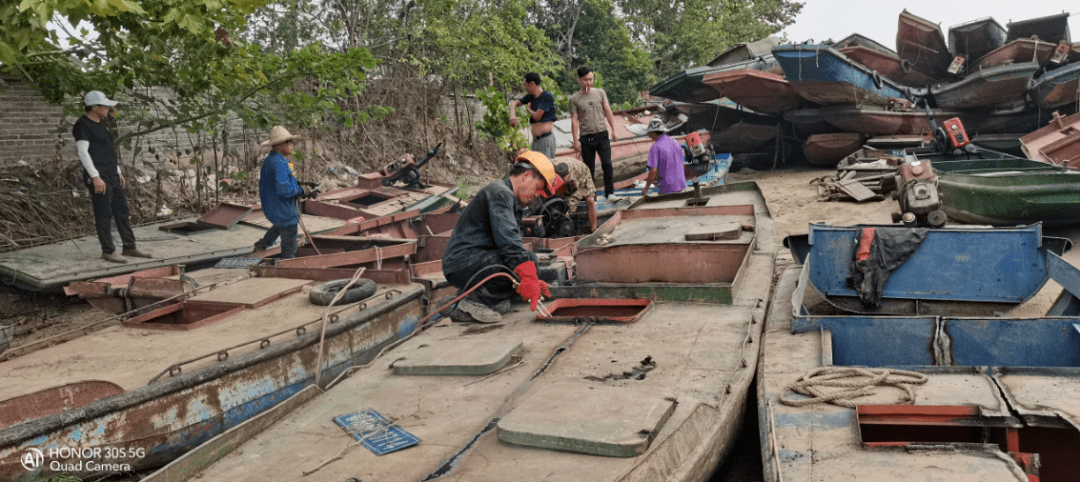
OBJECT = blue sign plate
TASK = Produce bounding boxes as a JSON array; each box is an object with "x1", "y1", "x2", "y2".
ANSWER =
[{"x1": 333, "y1": 409, "x2": 421, "y2": 456}]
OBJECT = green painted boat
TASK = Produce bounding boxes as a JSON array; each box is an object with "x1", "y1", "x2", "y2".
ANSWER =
[{"x1": 929, "y1": 157, "x2": 1080, "y2": 226}]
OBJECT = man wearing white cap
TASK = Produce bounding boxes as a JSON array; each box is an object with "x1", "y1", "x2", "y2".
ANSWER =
[
  {"x1": 253, "y1": 126, "x2": 315, "y2": 259},
  {"x1": 74, "y1": 90, "x2": 151, "y2": 264}
]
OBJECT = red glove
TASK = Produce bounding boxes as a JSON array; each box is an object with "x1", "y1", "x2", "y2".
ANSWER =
[{"x1": 514, "y1": 261, "x2": 552, "y2": 311}]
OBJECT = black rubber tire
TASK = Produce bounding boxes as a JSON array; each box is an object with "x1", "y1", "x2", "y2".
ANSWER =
[{"x1": 309, "y1": 278, "x2": 378, "y2": 306}]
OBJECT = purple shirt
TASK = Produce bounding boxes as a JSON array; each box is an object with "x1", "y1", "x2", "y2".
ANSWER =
[{"x1": 647, "y1": 134, "x2": 686, "y2": 194}]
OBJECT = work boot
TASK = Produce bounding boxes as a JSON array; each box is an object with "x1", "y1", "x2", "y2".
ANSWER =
[
  {"x1": 122, "y1": 248, "x2": 152, "y2": 258},
  {"x1": 457, "y1": 298, "x2": 503, "y2": 323},
  {"x1": 253, "y1": 242, "x2": 267, "y2": 253},
  {"x1": 493, "y1": 298, "x2": 512, "y2": 315},
  {"x1": 101, "y1": 252, "x2": 127, "y2": 264}
]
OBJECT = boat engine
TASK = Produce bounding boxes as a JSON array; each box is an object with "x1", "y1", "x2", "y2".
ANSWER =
[
  {"x1": 892, "y1": 159, "x2": 946, "y2": 227},
  {"x1": 683, "y1": 130, "x2": 715, "y2": 177},
  {"x1": 521, "y1": 196, "x2": 575, "y2": 239},
  {"x1": 380, "y1": 142, "x2": 442, "y2": 189}
]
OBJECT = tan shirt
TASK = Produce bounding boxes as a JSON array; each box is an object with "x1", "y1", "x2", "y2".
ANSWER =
[
  {"x1": 569, "y1": 88, "x2": 610, "y2": 136},
  {"x1": 553, "y1": 156, "x2": 595, "y2": 209}
]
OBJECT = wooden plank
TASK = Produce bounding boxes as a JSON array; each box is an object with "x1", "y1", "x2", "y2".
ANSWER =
[{"x1": 837, "y1": 179, "x2": 877, "y2": 202}]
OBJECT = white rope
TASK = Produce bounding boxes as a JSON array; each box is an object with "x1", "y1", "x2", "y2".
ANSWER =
[{"x1": 779, "y1": 366, "x2": 928, "y2": 408}]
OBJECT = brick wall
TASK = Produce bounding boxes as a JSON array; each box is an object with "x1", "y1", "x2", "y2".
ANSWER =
[
  {"x1": 0, "y1": 75, "x2": 256, "y2": 172},
  {"x1": 0, "y1": 76, "x2": 69, "y2": 169}
]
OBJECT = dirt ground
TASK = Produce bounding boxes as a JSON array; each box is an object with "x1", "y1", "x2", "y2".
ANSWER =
[{"x1": 4, "y1": 162, "x2": 1074, "y2": 349}]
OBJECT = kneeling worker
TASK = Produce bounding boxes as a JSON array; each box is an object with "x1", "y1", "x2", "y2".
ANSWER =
[
  {"x1": 442, "y1": 151, "x2": 561, "y2": 322},
  {"x1": 552, "y1": 156, "x2": 598, "y2": 233}
]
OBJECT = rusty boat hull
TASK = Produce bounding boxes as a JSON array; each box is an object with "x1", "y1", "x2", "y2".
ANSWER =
[{"x1": 702, "y1": 69, "x2": 799, "y2": 116}]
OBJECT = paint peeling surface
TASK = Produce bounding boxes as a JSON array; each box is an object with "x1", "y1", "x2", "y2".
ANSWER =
[
  {"x1": 0, "y1": 281, "x2": 425, "y2": 480},
  {"x1": 760, "y1": 249, "x2": 1080, "y2": 482},
  {"x1": 147, "y1": 181, "x2": 777, "y2": 482}
]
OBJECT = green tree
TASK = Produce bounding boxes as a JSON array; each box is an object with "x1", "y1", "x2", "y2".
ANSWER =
[
  {"x1": 617, "y1": 0, "x2": 802, "y2": 78},
  {"x1": 562, "y1": 0, "x2": 653, "y2": 105}
]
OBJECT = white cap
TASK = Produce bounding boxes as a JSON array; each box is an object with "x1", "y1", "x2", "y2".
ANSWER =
[{"x1": 84, "y1": 91, "x2": 118, "y2": 107}]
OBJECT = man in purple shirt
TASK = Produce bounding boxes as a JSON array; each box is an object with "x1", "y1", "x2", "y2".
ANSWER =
[{"x1": 641, "y1": 119, "x2": 686, "y2": 196}]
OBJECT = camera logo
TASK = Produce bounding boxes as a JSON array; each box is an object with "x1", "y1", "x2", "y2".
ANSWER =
[{"x1": 21, "y1": 448, "x2": 44, "y2": 470}]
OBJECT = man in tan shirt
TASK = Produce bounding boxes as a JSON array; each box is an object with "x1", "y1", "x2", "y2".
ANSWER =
[
  {"x1": 553, "y1": 156, "x2": 598, "y2": 232},
  {"x1": 569, "y1": 66, "x2": 619, "y2": 201}
]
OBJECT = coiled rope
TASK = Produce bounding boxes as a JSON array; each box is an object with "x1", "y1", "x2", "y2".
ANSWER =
[{"x1": 779, "y1": 366, "x2": 928, "y2": 408}]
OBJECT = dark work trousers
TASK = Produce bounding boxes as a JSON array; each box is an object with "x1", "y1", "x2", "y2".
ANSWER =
[
  {"x1": 444, "y1": 250, "x2": 516, "y2": 308},
  {"x1": 89, "y1": 174, "x2": 136, "y2": 254},
  {"x1": 579, "y1": 131, "x2": 614, "y2": 198},
  {"x1": 258, "y1": 224, "x2": 299, "y2": 259}
]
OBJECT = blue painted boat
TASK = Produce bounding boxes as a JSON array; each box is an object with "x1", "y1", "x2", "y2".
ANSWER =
[
  {"x1": 786, "y1": 223, "x2": 1071, "y2": 315},
  {"x1": 760, "y1": 223, "x2": 1080, "y2": 482},
  {"x1": 1028, "y1": 61, "x2": 1080, "y2": 109},
  {"x1": 773, "y1": 44, "x2": 926, "y2": 107}
]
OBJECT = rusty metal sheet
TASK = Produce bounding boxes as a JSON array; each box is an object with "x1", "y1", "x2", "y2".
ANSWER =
[
  {"x1": 535, "y1": 298, "x2": 652, "y2": 324},
  {"x1": 276, "y1": 241, "x2": 417, "y2": 269},
  {"x1": 415, "y1": 212, "x2": 460, "y2": 236},
  {"x1": 415, "y1": 235, "x2": 451, "y2": 263},
  {"x1": 410, "y1": 260, "x2": 443, "y2": 277},
  {"x1": 252, "y1": 266, "x2": 358, "y2": 282},
  {"x1": 0, "y1": 381, "x2": 125, "y2": 431},
  {"x1": 302, "y1": 200, "x2": 365, "y2": 221},
  {"x1": 122, "y1": 301, "x2": 246, "y2": 331},
  {"x1": 64, "y1": 266, "x2": 185, "y2": 298},
  {"x1": 362, "y1": 269, "x2": 413, "y2": 285},
  {"x1": 197, "y1": 203, "x2": 253, "y2": 229}
]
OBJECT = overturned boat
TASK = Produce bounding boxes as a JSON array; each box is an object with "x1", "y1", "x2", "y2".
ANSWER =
[{"x1": 773, "y1": 44, "x2": 925, "y2": 107}]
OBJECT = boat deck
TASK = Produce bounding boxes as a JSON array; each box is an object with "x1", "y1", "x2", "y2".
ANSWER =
[
  {"x1": 0, "y1": 214, "x2": 349, "y2": 291},
  {"x1": 187, "y1": 286, "x2": 770, "y2": 481},
  {"x1": 761, "y1": 260, "x2": 1080, "y2": 481},
  {"x1": 0, "y1": 278, "x2": 415, "y2": 408}
]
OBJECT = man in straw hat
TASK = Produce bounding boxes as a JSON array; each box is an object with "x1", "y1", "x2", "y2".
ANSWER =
[
  {"x1": 641, "y1": 118, "x2": 686, "y2": 196},
  {"x1": 253, "y1": 126, "x2": 316, "y2": 258},
  {"x1": 440, "y1": 150, "x2": 562, "y2": 323},
  {"x1": 73, "y1": 90, "x2": 151, "y2": 264}
]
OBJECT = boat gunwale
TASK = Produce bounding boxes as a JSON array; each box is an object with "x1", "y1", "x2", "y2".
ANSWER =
[{"x1": 0, "y1": 284, "x2": 425, "y2": 447}]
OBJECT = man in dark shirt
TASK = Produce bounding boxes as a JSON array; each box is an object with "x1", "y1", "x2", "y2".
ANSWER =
[
  {"x1": 442, "y1": 150, "x2": 561, "y2": 323},
  {"x1": 508, "y1": 72, "x2": 557, "y2": 159},
  {"x1": 73, "y1": 90, "x2": 151, "y2": 264}
]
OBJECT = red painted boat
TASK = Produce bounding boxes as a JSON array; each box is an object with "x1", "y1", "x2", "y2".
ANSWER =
[
  {"x1": 896, "y1": 10, "x2": 954, "y2": 79},
  {"x1": 972, "y1": 38, "x2": 1058, "y2": 70},
  {"x1": 711, "y1": 121, "x2": 779, "y2": 153},
  {"x1": 701, "y1": 69, "x2": 798, "y2": 115},
  {"x1": 817, "y1": 105, "x2": 959, "y2": 136},
  {"x1": 803, "y1": 133, "x2": 866, "y2": 167},
  {"x1": 1020, "y1": 111, "x2": 1080, "y2": 168}
]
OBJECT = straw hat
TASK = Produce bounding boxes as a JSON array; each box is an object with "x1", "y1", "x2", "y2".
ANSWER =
[
  {"x1": 261, "y1": 126, "x2": 300, "y2": 147},
  {"x1": 645, "y1": 118, "x2": 667, "y2": 134}
]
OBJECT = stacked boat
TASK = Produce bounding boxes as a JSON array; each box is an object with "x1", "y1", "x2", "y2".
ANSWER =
[{"x1": 651, "y1": 10, "x2": 1080, "y2": 167}]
